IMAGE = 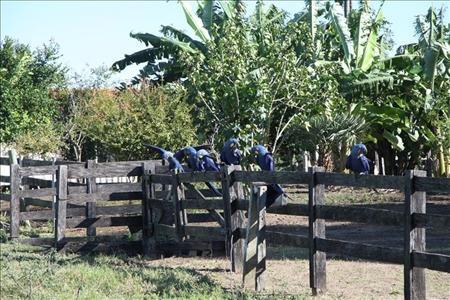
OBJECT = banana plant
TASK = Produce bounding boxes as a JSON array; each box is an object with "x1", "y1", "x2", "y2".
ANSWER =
[{"x1": 112, "y1": 0, "x2": 242, "y2": 89}]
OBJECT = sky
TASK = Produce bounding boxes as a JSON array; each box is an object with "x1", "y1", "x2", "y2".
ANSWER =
[{"x1": 1, "y1": 0, "x2": 449, "y2": 84}]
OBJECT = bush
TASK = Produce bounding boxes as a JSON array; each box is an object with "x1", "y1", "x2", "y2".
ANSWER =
[{"x1": 76, "y1": 85, "x2": 197, "y2": 160}]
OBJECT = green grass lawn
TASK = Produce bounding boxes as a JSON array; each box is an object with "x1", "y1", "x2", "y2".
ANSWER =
[{"x1": 0, "y1": 243, "x2": 309, "y2": 300}]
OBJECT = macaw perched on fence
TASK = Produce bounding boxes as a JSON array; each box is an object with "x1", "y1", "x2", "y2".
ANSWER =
[
  {"x1": 142, "y1": 144, "x2": 184, "y2": 172},
  {"x1": 196, "y1": 149, "x2": 222, "y2": 196},
  {"x1": 220, "y1": 138, "x2": 242, "y2": 165},
  {"x1": 345, "y1": 143, "x2": 371, "y2": 175},
  {"x1": 251, "y1": 145, "x2": 284, "y2": 207},
  {"x1": 174, "y1": 146, "x2": 199, "y2": 170},
  {"x1": 197, "y1": 149, "x2": 220, "y2": 172}
]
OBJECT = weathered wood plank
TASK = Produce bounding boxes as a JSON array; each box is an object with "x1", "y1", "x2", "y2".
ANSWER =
[
  {"x1": 142, "y1": 162, "x2": 156, "y2": 257},
  {"x1": 187, "y1": 213, "x2": 217, "y2": 223},
  {"x1": 316, "y1": 237, "x2": 403, "y2": 264},
  {"x1": 233, "y1": 171, "x2": 310, "y2": 184},
  {"x1": 19, "y1": 165, "x2": 57, "y2": 176},
  {"x1": 0, "y1": 175, "x2": 10, "y2": 183},
  {"x1": 413, "y1": 251, "x2": 450, "y2": 273},
  {"x1": 316, "y1": 172, "x2": 404, "y2": 190},
  {"x1": 150, "y1": 174, "x2": 173, "y2": 185},
  {"x1": 266, "y1": 231, "x2": 309, "y2": 248},
  {"x1": 172, "y1": 174, "x2": 186, "y2": 240},
  {"x1": 317, "y1": 205, "x2": 403, "y2": 226},
  {"x1": 184, "y1": 225, "x2": 226, "y2": 239},
  {"x1": 66, "y1": 191, "x2": 143, "y2": 203},
  {"x1": 86, "y1": 160, "x2": 97, "y2": 237},
  {"x1": 268, "y1": 203, "x2": 309, "y2": 216},
  {"x1": 0, "y1": 193, "x2": 11, "y2": 201},
  {"x1": 221, "y1": 166, "x2": 233, "y2": 260},
  {"x1": 155, "y1": 188, "x2": 222, "y2": 199},
  {"x1": 66, "y1": 216, "x2": 142, "y2": 228},
  {"x1": 413, "y1": 212, "x2": 450, "y2": 230},
  {"x1": 309, "y1": 166, "x2": 326, "y2": 295},
  {"x1": 55, "y1": 165, "x2": 68, "y2": 249},
  {"x1": 182, "y1": 199, "x2": 223, "y2": 210},
  {"x1": 0, "y1": 156, "x2": 11, "y2": 165},
  {"x1": 414, "y1": 177, "x2": 450, "y2": 194},
  {"x1": 404, "y1": 170, "x2": 426, "y2": 300},
  {"x1": 9, "y1": 164, "x2": 20, "y2": 238},
  {"x1": 242, "y1": 186, "x2": 267, "y2": 291},
  {"x1": 177, "y1": 171, "x2": 222, "y2": 183},
  {"x1": 19, "y1": 188, "x2": 56, "y2": 198}
]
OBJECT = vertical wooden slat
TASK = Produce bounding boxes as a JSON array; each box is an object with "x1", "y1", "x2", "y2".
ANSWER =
[
  {"x1": 242, "y1": 185, "x2": 267, "y2": 291},
  {"x1": 55, "y1": 165, "x2": 68, "y2": 250},
  {"x1": 172, "y1": 172, "x2": 186, "y2": 240},
  {"x1": 256, "y1": 186, "x2": 267, "y2": 291},
  {"x1": 9, "y1": 163, "x2": 20, "y2": 239},
  {"x1": 404, "y1": 170, "x2": 426, "y2": 300},
  {"x1": 86, "y1": 160, "x2": 96, "y2": 237},
  {"x1": 231, "y1": 165, "x2": 245, "y2": 272},
  {"x1": 221, "y1": 165, "x2": 233, "y2": 260},
  {"x1": 308, "y1": 166, "x2": 326, "y2": 295},
  {"x1": 142, "y1": 162, "x2": 156, "y2": 257}
]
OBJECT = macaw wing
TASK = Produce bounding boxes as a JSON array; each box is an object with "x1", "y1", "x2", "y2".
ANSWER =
[
  {"x1": 204, "y1": 157, "x2": 220, "y2": 172},
  {"x1": 360, "y1": 156, "x2": 371, "y2": 173},
  {"x1": 142, "y1": 143, "x2": 166, "y2": 157},
  {"x1": 173, "y1": 149, "x2": 185, "y2": 161},
  {"x1": 264, "y1": 153, "x2": 275, "y2": 171},
  {"x1": 193, "y1": 144, "x2": 212, "y2": 151}
]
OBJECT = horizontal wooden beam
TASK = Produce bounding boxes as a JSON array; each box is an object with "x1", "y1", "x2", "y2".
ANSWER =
[
  {"x1": 413, "y1": 251, "x2": 450, "y2": 273},
  {"x1": 184, "y1": 225, "x2": 226, "y2": 239},
  {"x1": 414, "y1": 177, "x2": 450, "y2": 194},
  {"x1": 0, "y1": 193, "x2": 11, "y2": 201},
  {"x1": 316, "y1": 237, "x2": 403, "y2": 264},
  {"x1": 19, "y1": 188, "x2": 56, "y2": 198},
  {"x1": 177, "y1": 171, "x2": 222, "y2": 183},
  {"x1": 317, "y1": 205, "x2": 403, "y2": 226},
  {"x1": 316, "y1": 173, "x2": 404, "y2": 190},
  {"x1": 266, "y1": 231, "x2": 309, "y2": 248},
  {"x1": 66, "y1": 216, "x2": 142, "y2": 228},
  {"x1": 268, "y1": 203, "x2": 308, "y2": 216},
  {"x1": 149, "y1": 174, "x2": 173, "y2": 185},
  {"x1": 233, "y1": 171, "x2": 310, "y2": 184}
]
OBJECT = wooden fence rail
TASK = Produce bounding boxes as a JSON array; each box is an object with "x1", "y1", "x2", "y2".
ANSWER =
[{"x1": 6, "y1": 159, "x2": 450, "y2": 300}]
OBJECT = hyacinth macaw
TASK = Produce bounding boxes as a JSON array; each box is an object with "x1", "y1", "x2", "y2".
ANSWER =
[
  {"x1": 220, "y1": 138, "x2": 242, "y2": 165},
  {"x1": 196, "y1": 149, "x2": 220, "y2": 172},
  {"x1": 174, "y1": 146, "x2": 199, "y2": 170},
  {"x1": 251, "y1": 144, "x2": 284, "y2": 207},
  {"x1": 142, "y1": 144, "x2": 184, "y2": 172},
  {"x1": 346, "y1": 143, "x2": 371, "y2": 175},
  {"x1": 195, "y1": 149, "x2": 222, "y2": 196}
]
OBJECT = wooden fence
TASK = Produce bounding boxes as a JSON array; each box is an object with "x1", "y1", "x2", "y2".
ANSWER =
[{"x1": 5, "y1": 159, "x2": 450, "y2": 299}]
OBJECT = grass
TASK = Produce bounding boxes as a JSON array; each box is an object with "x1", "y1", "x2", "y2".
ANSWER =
[{"x1": 0, "y1": 243, "x2": 311, "y2": 300}]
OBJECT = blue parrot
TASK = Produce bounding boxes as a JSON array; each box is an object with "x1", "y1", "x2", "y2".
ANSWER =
[
  {"x1": 142, "y1": 144, "x2": 184, "y2": 172},
  {"x1": 196, "y1": 149, "x2": 220, "y2": 172},
  {"x1": 251, "y1": 145, "x2": 284, "y2": 207},
  {"x1": 345, "y1": 143, "x2": 371, "y2": 175},
  {"x1": 174, "y1": 146, "x2": 199, "y2": 171},
  {"x1": 220, "y1": 138, "x2": 242, "y2": 165}
]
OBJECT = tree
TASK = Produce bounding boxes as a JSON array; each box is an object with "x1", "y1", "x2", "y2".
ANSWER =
[
  {"x1": 74, "y1": 85, "x2": 197, "y2": 161},
  {"x1": 111, "y1": 0, "x2": 244, "y2": 88},
  {"x1": 0, "y1": 37, "x2": 66, "y2": 149}
]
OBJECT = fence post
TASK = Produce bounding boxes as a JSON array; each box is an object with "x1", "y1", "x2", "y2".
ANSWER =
[
  {"x1": 171, "y1": 172, "x2": 187, "y2": 240},
  {"x1": 9, "y1": 163, "x2": 20, "y2": 239},
  {"x1": 142, "y1": 162, "x2": 156, "y2": 257},
  {"x1": 55, "y1": 165, "x2": 68, "y2": 250},
  {"x1": 86, "y1": 160, "x2": 97, "y2": 237},
  {"x1": 242, "y1": 185, "x2": 267, "y2": 291},
  {"x1": 308, "y1": 166, "x2": 326, "y2": 295},
  {"x1": 222, "y1": 165, "x2": 245, "y2": 272},
  {"x1": 404, "y1": 170, "x2": 426, "y2": 300}
]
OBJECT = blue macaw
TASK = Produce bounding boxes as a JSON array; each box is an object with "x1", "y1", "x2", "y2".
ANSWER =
[
  {"x1": 251, "y1": 145, "x2": 284, "y2": 207},
  {"x1": 142, "y1": 144, "x2": 184, "y2": 172},
  {"x1": 196, "y1": 149, "x2": 220, "y2": 172},
  {"x1": 174, "y1": 146, "x2": 199, "y2": 171},
  {"x1": 220, "y1": 138, "x2": 242, "y2": 165},
  {"x1": 346, "y1": 143, "x2": 371, "y2": 175}
]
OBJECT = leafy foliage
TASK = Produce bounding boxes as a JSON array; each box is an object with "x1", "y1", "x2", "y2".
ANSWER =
[
  {"x1": 75, "y1": 85, "x2": 197, "y2": 161},
  {"x1": 0, "y1": 37, "x2": 66, "y2": 144}
]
